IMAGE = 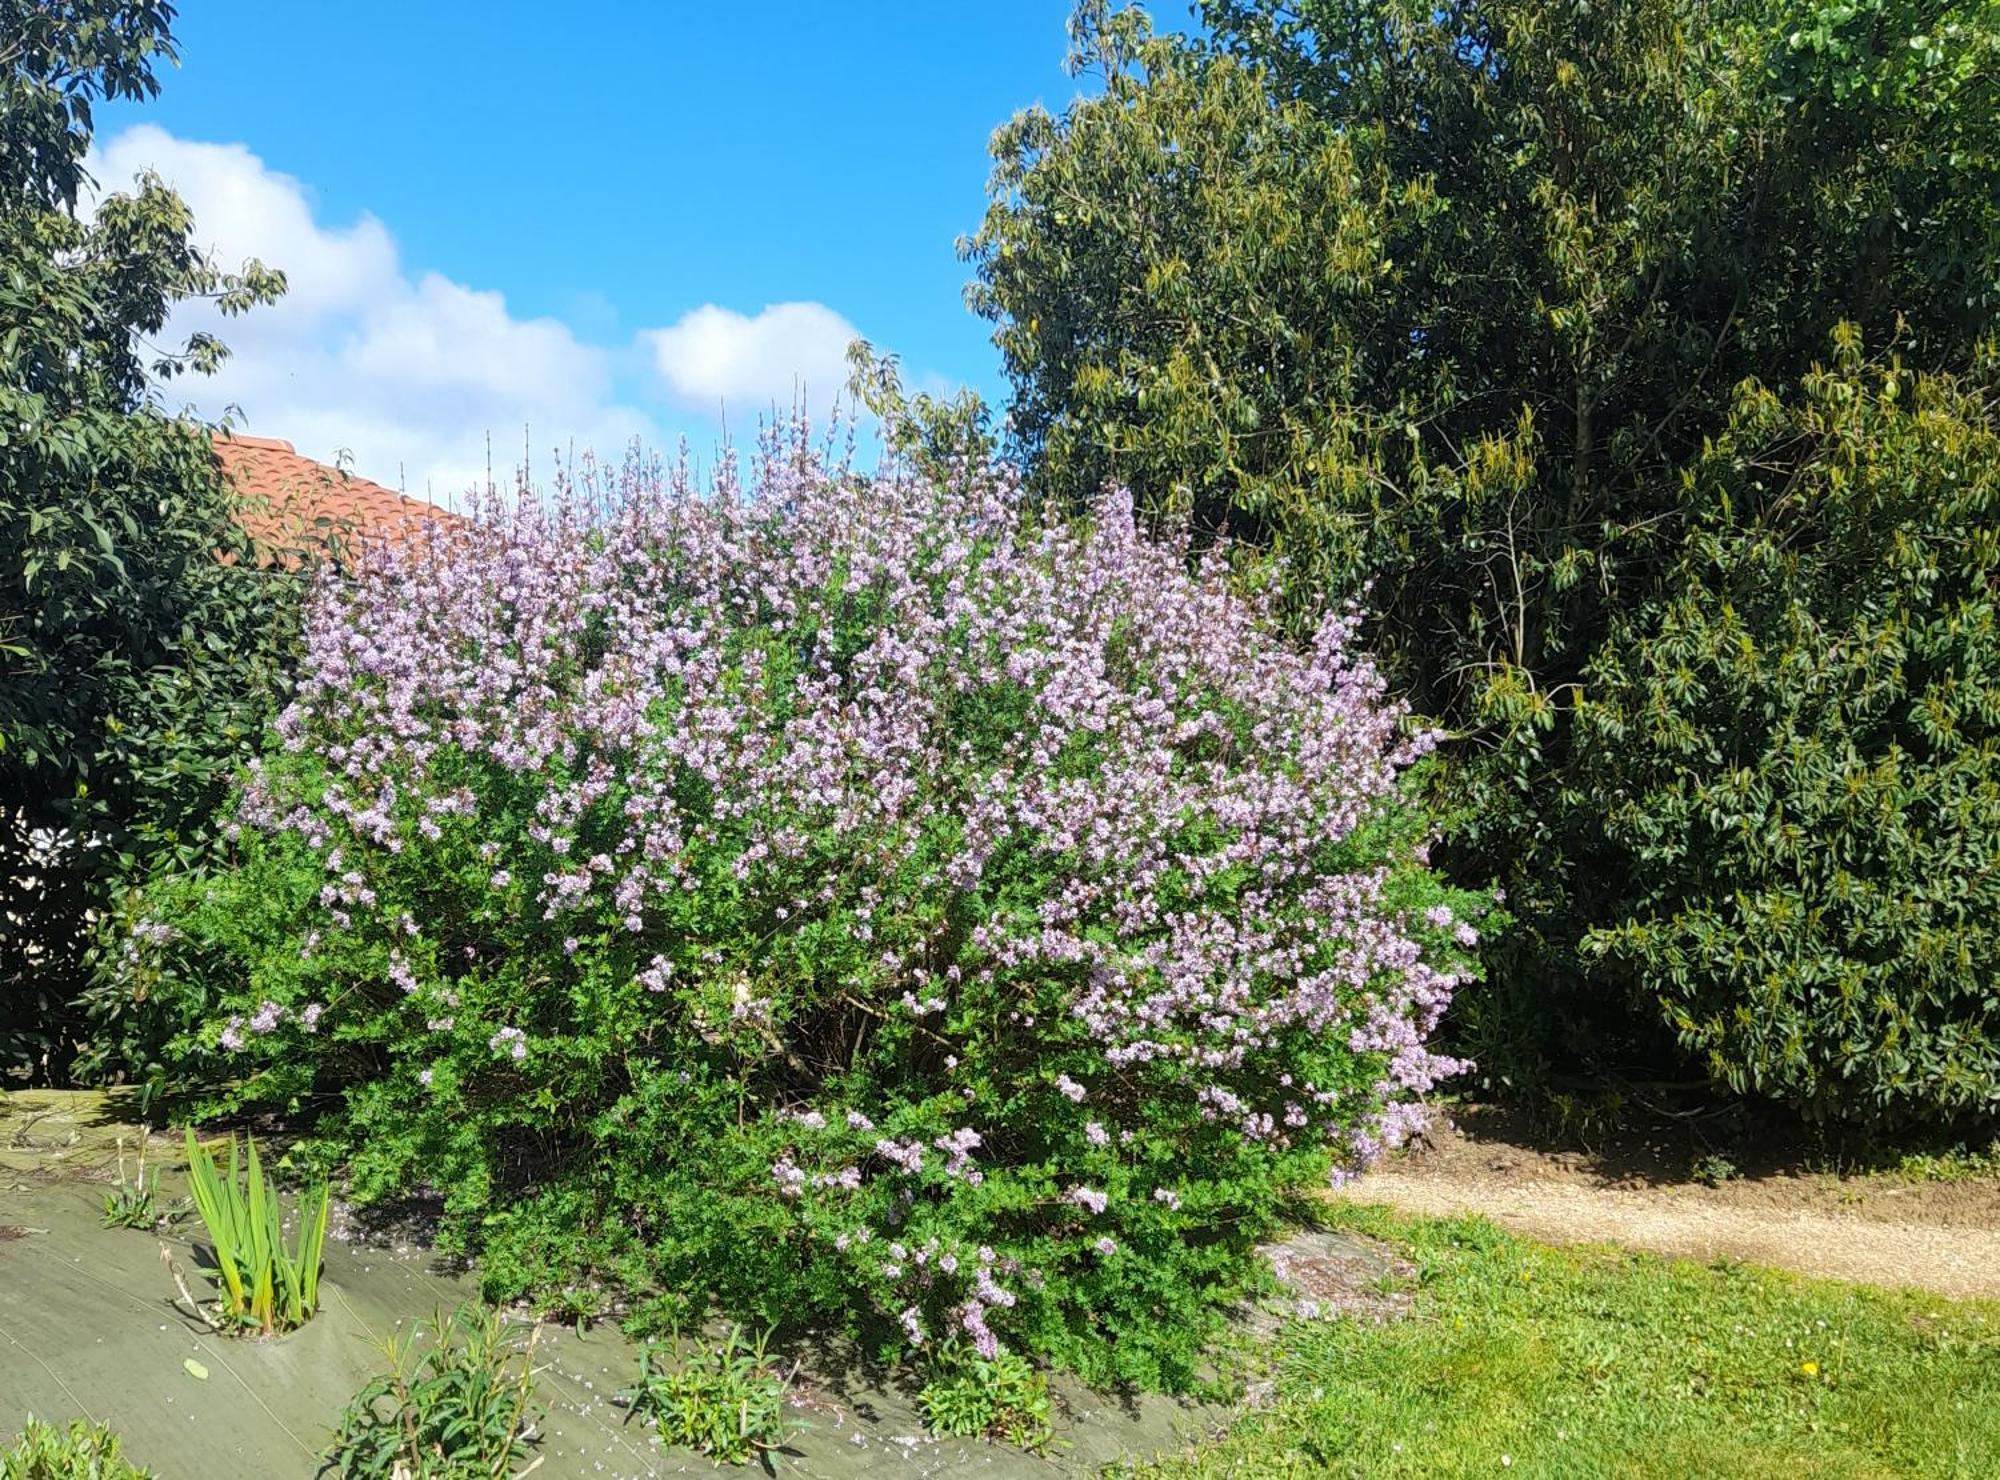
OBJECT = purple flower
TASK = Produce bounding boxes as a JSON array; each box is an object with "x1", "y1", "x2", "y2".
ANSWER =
[
  {"x1": 197, "y1": 414, "x2": 1470, "y2": 1365},
  {"x1": 960, "y1": 1301, "x2": 1000, "y2": 1359},
  {"x1": 875, "y1": 1138, "x2": 924, "y2": 1174},
  {"x1": 771, "y1": 1155, "x2": 806, "y2": 1198},
  {"x1": 1067, "y1": 1185, "x2": 1108, "y2": 1215}
]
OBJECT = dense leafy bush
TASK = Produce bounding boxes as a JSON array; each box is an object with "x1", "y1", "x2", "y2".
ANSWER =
[
  {"x1": 1576, "y1": 339, "x2": 2000, "y2": 1123},
  {"x1": 968, "y1": 0, "x2": 2000, "y2": 1107},
  {"x1": 118, "y1": 431, "x2": 1484, "y2": 1388},
  {"x1": 1, "y1": 0, "x2": 295, "y2": 1078}
]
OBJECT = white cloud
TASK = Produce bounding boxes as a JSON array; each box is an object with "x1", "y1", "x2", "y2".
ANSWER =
[
  {"x1": 643, "y1": 301, "x2": 862, "y2": 421},
  {"x1": 83, "y1": 126, "x2": 883, "y2": 499},
  {"x1": 87, "y1": 125, "x2": 660, "y2": 501}
]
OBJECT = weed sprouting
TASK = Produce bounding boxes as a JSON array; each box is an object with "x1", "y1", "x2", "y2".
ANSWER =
[
  {"x1": 326, "y1": 1304, "x2": 542, "y2": 1478},
  {"x1": 619, "y1": 1324, "x2": 798, "y2": 1467},
  {"x1": 101, "y1": 1136, "x2": 163, "y2": 1230}
]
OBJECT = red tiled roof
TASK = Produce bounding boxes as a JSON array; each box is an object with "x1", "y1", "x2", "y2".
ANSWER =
[{"x1": 213, "y1": 433, "x2": 458, "y2": 560}]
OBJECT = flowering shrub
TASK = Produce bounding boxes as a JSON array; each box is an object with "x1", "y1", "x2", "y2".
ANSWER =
[{"x1": 118, "y1": 428, "x2": 1484, "y2": 1387}]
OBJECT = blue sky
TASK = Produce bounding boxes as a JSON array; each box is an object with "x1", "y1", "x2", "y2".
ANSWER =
[{"x1": 92, "y1": 2, "x2": 1104, "y2": 498}]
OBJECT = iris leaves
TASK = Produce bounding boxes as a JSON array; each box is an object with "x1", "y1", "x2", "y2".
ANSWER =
[{"x1": 181, "y1": 1128, "x2": 329, "y2": 1335}]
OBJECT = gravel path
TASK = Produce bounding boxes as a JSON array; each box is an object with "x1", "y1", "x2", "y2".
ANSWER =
[{"x1": 1345, "y1": 1110, "x2": 2000, "y2": 1302}]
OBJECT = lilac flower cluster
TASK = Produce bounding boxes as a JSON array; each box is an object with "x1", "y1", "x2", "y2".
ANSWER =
[{"x1": 134, "y1": 424, "x2": 1481, "y2": 1376}]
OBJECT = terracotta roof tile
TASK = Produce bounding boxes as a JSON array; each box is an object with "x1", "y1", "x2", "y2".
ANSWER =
[{"x1": 213, "y1": 433, "x2": 459, "y2": 562}]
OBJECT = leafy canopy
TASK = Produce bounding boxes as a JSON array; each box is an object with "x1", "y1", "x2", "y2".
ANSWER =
[
  {"x1": 0, "y1": 0, "x2": 295, "y2": 1077},
  {"x1": 968, "y1": 0, "x2": 2000, "y2": 1106},
  {"x1": 1579, "y1": 336, "x2": 2000, "y2": 1122}
]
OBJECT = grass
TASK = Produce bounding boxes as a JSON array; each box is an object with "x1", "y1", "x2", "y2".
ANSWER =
[{"x1": 1128, "y1": 1205, "x2": 2000, "y2": 1479}]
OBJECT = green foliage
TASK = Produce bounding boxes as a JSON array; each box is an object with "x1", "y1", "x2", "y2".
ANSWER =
[
  {"x1": 99, "y1": 1134, "x2": 161, "y2": 1229},
  {"x1": 970, "y1": 0, "x2": 2000, "y2": 1111},
  {"x1": 1894, "y1": 1141, "x2": 2000, "y2": 1184},
  {"x1": 919, "y1": 1348, "x2": 1055, "y2": 1452},
  {"x1": 325, "y1": 1305, "x2": 542, "y2": 1480},
  {"x1": 1577, "y1": 339, "x2": 2000, "y2": 1123},
  {"x1": 846, "y1": 340, "x2": 999, "y2": 481},
  {"x1": 540, "y1": 1284, "x2": 605, "y2": 1335},
  {"x1": 1689, "y1": 1153, "x2": 1741, "y2": 1189},
  {"x1": 180, "y1": 1128, "x2": 329, "y2": 1335},
  {"x1": 620, "y1": 1326, "x2": 798, "y2": 1467},
  {"x1": 1129, "y1": 1205, "x2": 2000, "y2": 1477},
  {"x1": 0, "y1": 0, "x2": 297, "y2": 1081},
  {"x1": 119, "y1": 452, "x2": 1480, "y2": 1391},
  {"x1": 0, "y1": 1418, "x2": 152, "y2": 1480}
]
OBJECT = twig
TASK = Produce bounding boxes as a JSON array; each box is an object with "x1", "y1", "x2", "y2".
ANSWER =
[
  {"x1": 161, "y1": 1244, "x2": 223, "y2": 1331},
  {"x1": 493, "y1": 1320, "x2": 545, "y2": 1478}
]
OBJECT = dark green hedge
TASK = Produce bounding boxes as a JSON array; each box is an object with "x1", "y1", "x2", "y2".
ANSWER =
[{"x1": 1578, "y1": 338, "x2": 2000, "y2": 1122}]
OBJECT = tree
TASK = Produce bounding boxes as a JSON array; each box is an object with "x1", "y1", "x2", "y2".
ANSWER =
[
  {"x1": 0, "y1": 0, "x2": 295, "y2": 1078},
  {"x1": 1577, "y1": 335, "x2": 2000, "y2": 1124},
  {"x1": 968, "y1": 0, "x2": 2000, "y2": 1101}
]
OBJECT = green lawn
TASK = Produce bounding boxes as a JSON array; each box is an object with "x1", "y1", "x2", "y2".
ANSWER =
[{"x1": 1129, "y1": 1206, "x2": 1999, "y2": 1479}]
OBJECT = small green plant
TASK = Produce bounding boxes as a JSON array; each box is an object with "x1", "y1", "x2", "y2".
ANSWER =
[
  {"x1": 1895, "y1": 1141, "x2": 2000, "y2": 1184},
  {"x1": 1691, "y1": 1152, "x2": 1740, "y2": 1188},
  {"x1": 100, "y1": 1136, "x2": 162, "y2": 1230},
  {"x1": 1, "y1": 1417, "x2": 154, "y2": 1478},
  {"x1": 1536, "y1": 1090, "x2": 1628, "y2": 1153},
  {"x1": 179, "y1": 1127, "x2": 329, "y2": 1335},
  {"x1": 919, "y1": 1349, "x2": 1054, "y2": 1452},
  {"x1": 325, "y1": 1304, "x2": 542, "y2": 1479},
  {"x1": 620, "y1": 1324, "x2": 797, "y2": 1467},
  {"x1": 543, "y1": 1284, "x2": 602, "y2": 1335}
]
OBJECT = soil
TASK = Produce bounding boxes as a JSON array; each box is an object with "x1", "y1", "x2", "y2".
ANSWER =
[{"x1": 1348, "y1": 1104, "x2": 2000, "y2": 1301}]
